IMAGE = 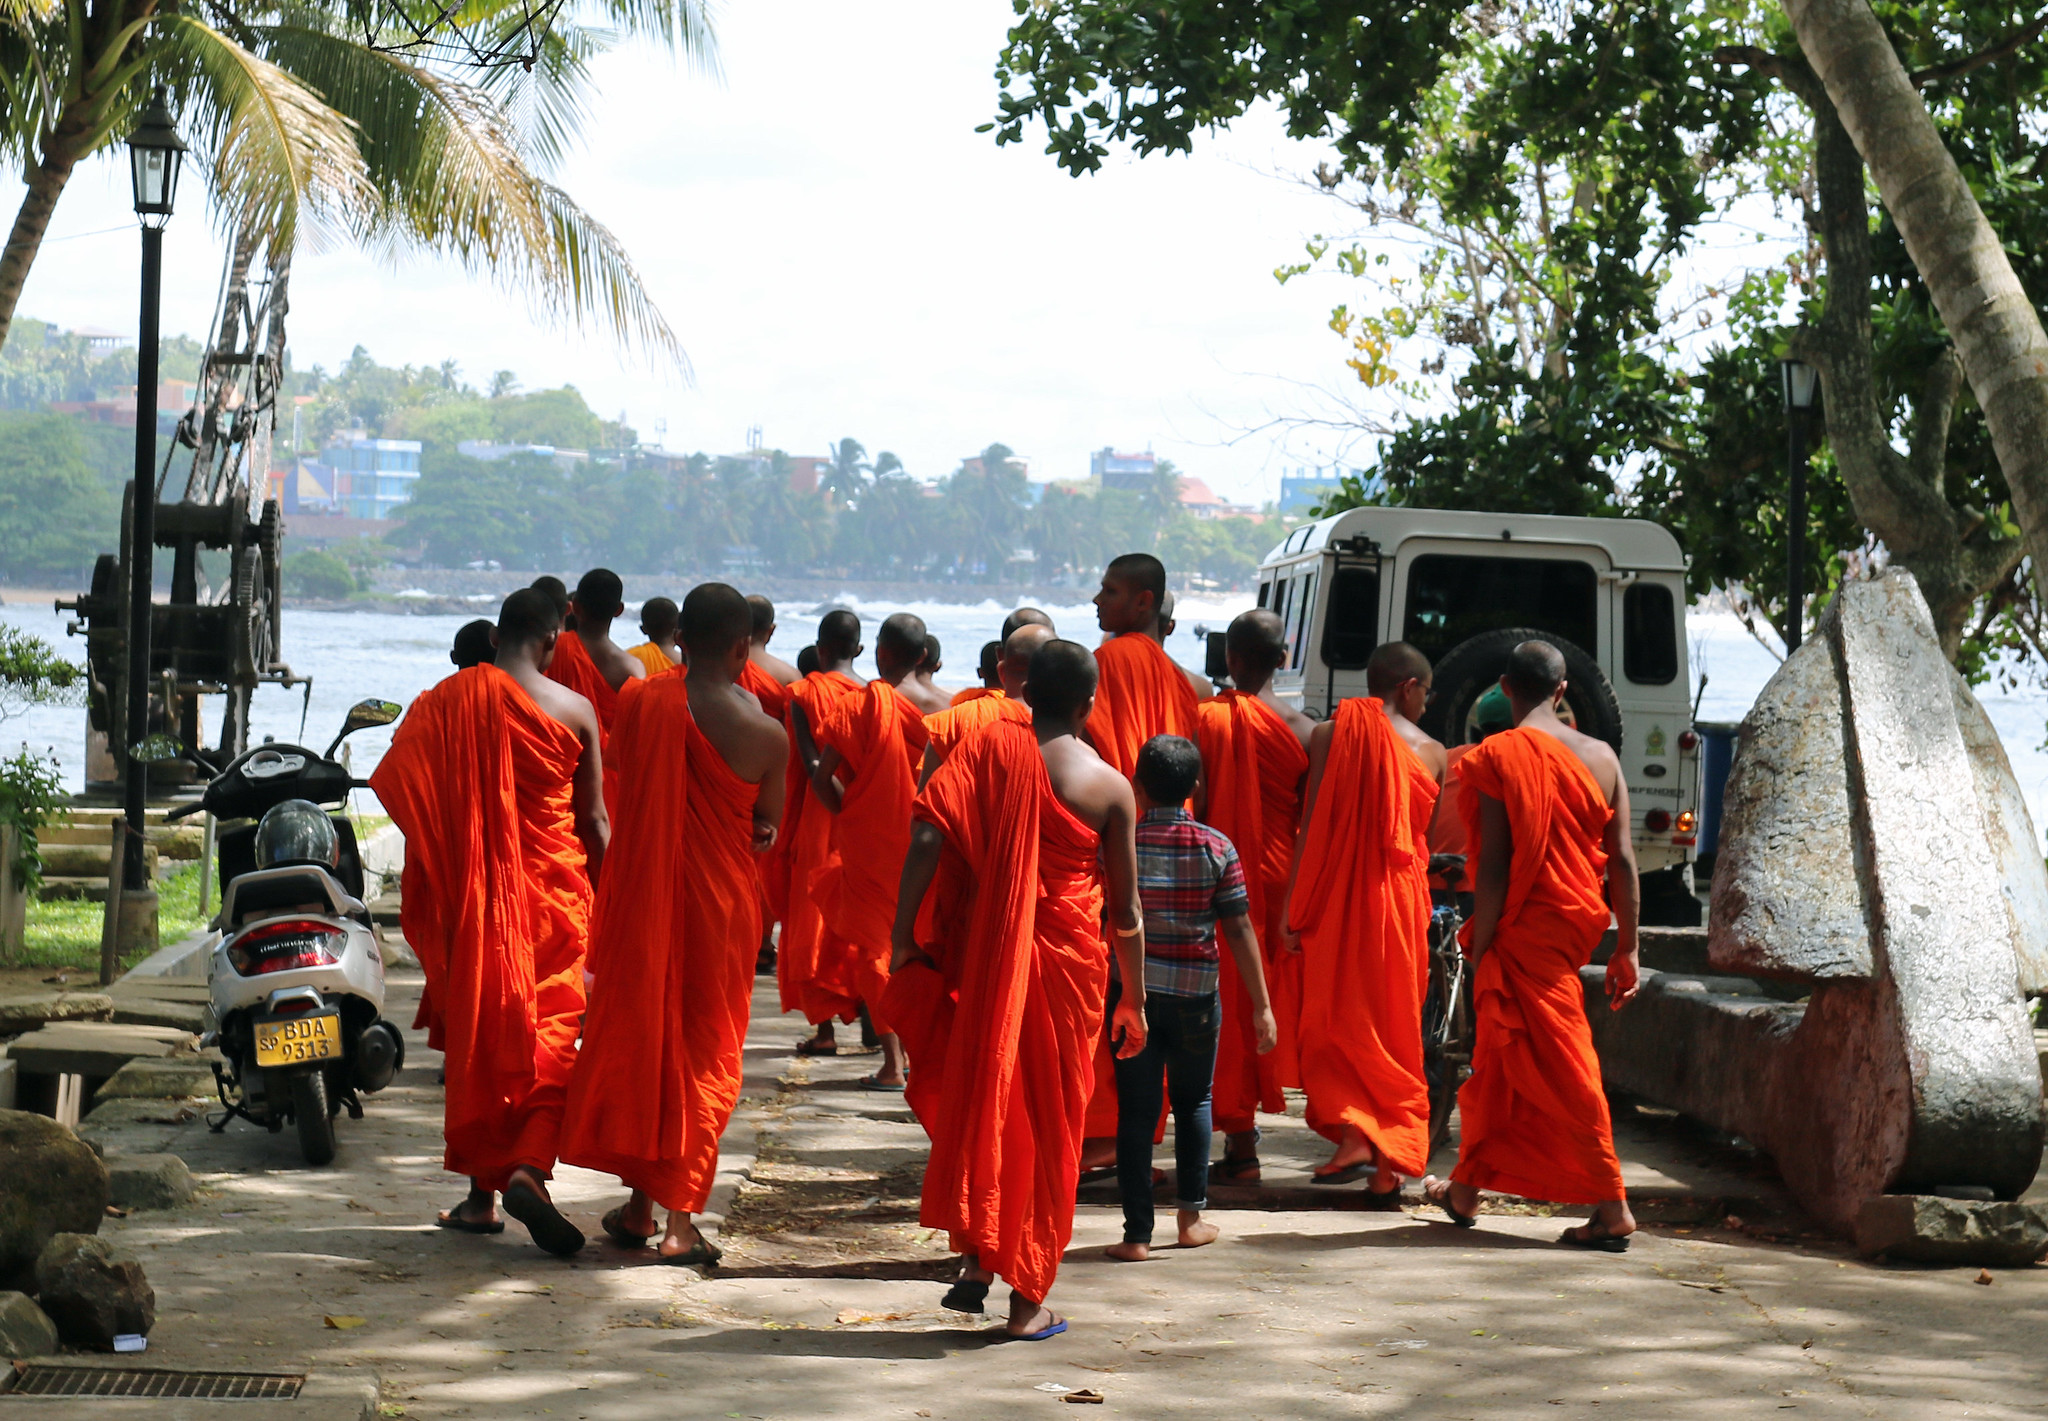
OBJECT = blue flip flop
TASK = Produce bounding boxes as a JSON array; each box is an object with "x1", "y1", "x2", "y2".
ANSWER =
[{"x1": 1011, "y1": 1318, "x2": 1068, "y2": 1342}]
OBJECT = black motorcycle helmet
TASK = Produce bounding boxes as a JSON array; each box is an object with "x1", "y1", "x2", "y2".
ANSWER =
[{"x1": 253, "y1": 799, "x2": 341, "y2": 869}]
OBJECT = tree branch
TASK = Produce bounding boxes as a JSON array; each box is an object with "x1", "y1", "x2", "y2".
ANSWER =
[{"x1": 1909, "y1": 9, "x2": 2048, "y2": 88}]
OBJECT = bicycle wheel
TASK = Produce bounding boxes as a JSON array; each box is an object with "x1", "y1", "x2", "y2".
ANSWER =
[{"x1": 1421, "y1": 906, "x2": 1469, "y2": 1157}]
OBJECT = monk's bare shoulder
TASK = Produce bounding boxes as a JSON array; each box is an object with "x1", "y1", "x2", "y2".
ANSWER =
[
  {"x1": 588, "y1": 633, "x2": 645, "y2": 686},
  {"x1": 754, "y1": 651, "x2": 802, "y2": 686},
  {"x1": 692, "y1": 679, "x2": 788, "y2": 783},
  {"x1": 1039, "y1": 734, "x2": 1129, "y2": 831},
  {"x1": 1535, "y1": 721, "x2": 1622, "y2": 801},
  {"x1": 518, "y1": 670, "x2": 600, "y2": 746},
  {"x1": 1261, "y1": 691, "x2": 1316, "y2": 749},
  {"x1": 1393, "y1": 716, "x2": 1449, "y2": 782},
  {"x1": 1179, "y1": 662, "x2": 1213, "y2": 702}
]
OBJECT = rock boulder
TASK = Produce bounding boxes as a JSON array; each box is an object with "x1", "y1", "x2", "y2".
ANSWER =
[
  {"x1": 32, "y1": 1233, "x2": 154, "y2": 1350},
  {"x1": 0, "y1": 1110, "x2": 107, "y2": 1290},
  {"x1": 0, "y1": 1290, "x2": 57, "y2": 1360}
]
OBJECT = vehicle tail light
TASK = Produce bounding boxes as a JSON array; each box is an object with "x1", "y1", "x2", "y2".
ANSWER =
[
  {"x1": 270, "y1": 995, "x2": 318, "y2": 1015},
  {"x1": 1672, "y1": 808, "x2": 1697, "y2": 846},
  {"x1": 1678, "y1": 730, "x2": 1698, "y2": 752},
  {"x1": 227, "y1": 918, "x2": 343, "y2": 976},
  {"x1": 1644, "y1": 809, "x2": 1672, "y2": 833}
]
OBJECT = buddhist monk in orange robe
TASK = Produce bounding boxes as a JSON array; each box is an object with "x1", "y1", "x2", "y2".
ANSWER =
[
  {"x1": 781, "y1": 609, "x2": 868, "y2": 1052},
  {"x1": 1195, "y1": 610, "x2": 1312, "y2": 1184},
  {"x1": 921, "y1": 623, "x2": 1050, "y2": 782},
  {"x1": 1284, "y1": 643, "x2": 1446, "y2": 1196},
  {"x1": 370, "y1": 588, "x2": 607, "y2": 1258},
  {"x1": 1426, "y1": 640, "x2": 1641, "y2": 1250},
  {"x1": 560, "y1": 583, "x2": 788, "y2": 1264},
  {"x1": 747, "y1": 594, "x2": 804, "y2": 686},
  {"x1": 1079, "y1": 555, "x2": 1200, "y2": 1162},
  {"x1": 625, "y1": 595, "x2": 680, "y2": 677},
  {"x1": 888, "y1": 638, "x2": 1145, "y2": 1339},
  {"x1": 795, "y1": 612, "x2": 933, "y2": 1088},
  {"x1": 897, "y1": 634, "x2": 952, "y2": 715},
  {"x1": 951, "y1": 640, "x2": 1003, "y2": 705},
  {"x1": 543, "y1": 568, "x2": 646, "y2": 735}
]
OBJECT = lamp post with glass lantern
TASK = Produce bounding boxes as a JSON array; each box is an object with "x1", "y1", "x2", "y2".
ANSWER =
[
  {"x1": 120, "y1": 88, "x2": 186, "y2": 905},
  {"x1": 1780, "y1": 358, "x2": 1820, "y2": 654}
]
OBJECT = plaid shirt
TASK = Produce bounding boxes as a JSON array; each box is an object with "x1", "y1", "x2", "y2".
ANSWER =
[{"x1": 1128, "y1": 806, "x2": 1250, "y2": 997}]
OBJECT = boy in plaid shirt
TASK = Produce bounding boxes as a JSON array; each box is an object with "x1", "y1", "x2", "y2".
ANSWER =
[{"x1": 1106, "y1": 735, "x2": 1279, "y2": 1260}]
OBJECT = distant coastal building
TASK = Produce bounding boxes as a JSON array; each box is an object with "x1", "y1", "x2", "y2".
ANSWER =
[
  {"x1": 51, "y1": 378, "x2": 200, "y2": 429},
  {"x1": 1279, "y1": 467, "x2": 1371, "y2": 514},
  {"x1": 284, "y1": 436, "x2": 422, "y2": 520},
  {"x1": 1175, "y1": 476, "x2": 1258, "y2": 520},
  {"x1": 1091, "y1": 447, "x2": 1156, "y2": 491}
]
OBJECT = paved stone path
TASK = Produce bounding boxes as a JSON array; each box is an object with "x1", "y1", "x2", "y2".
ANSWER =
[{"x1": 81, "y1": 971, "x2": 2048, "y2": 1419}]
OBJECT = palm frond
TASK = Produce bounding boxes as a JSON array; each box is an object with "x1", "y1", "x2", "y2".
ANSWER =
[
  {"x1": 149, "y1": 14, "x2": 371, "y2": 256},
  {"x1": 0, "y1": 0, "x2": 56, "y2": 32},
  {"x1": 257, "y1": 23, "x2": 684, "y2": 371}
]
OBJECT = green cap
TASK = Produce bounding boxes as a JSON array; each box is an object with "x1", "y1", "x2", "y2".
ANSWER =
[{"x1": 1473, "y1": 685, "x2": 1515, "y2": 735}]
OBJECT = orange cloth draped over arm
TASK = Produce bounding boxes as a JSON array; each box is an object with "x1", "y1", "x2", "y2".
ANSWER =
[
  {"x1": 1079, "y1": 632, "x2": 1199, "y2": 1135},
  {"x1": 777, "y1": 671, "x2": 865, "y2": 1023},
  {"x1": 948, "y1": 686, "x2": 1000, "y2": 708},
  {"x1": 544, "y1": 632, "x2": 620, "y2": 735},
  {"x1": 806, "y1": 681, "x2": 930, "y2": 1030},
  {"x1": 923, "y1": 694, "x2": 1031, "y2": 760},
  {"x1": 1287, "y1": 697, "x2": 1438, "y2": 1177},
  {"x1": 1196, "y1": 690, "x2": 1309, "y2": 1132},
  {"x1": 1451, "y1": 728, "x2": 1624, "y2": 1205},
  {"x1": 626, "y1": 642, "x2": 675, "y2": 677},
  {"x1": 369, "y1": 665, "x2": 591, "y2": 1190},
  {"x1": 888, "y1": 720, "x2": 1106, "y2": 1304},
  {"x1": 559, "y1": 676, "x2": 763, "y2": 1213}
]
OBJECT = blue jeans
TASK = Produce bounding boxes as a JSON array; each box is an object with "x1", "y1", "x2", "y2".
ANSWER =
[{"x1": 1110, "y1": 982, "x2": 1219, "y2": 1245}]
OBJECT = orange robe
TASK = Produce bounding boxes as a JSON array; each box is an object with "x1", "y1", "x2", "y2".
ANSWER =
[
  {"x1": 740, "y1": 659, "x2": 795, "y2": 930},
  {"x1": 1288, "y1": 697, "x2": 1438, "y2": 1177},
  {"x1": 1451, "y1": 728, "x2": 1624, "y2": 1204},
  {"x1": 883, "y1": 719, "x2": 1106, "y2": 1303},
  {"x1": 1196, "y1": 690, "x2": 1309, "y2": 1134},
  {"x1": 369, "y1": 665, "x2": 592, "y2": 1189},
  {"x1": 806, "y1": 680, "x2": 931, "y2": 1032},
  {"x1": 1428, "y1": 743, "x2": 1477, "y2": 891},
  {"x1": 626, "y1": 642, "x2": 676, "y2": 677},
  {"x1": 559, "y1": 676, "x2": 762, "y2": 1213},
  {"x1": 923, "y1": 693, "x2": 1030, "y2": 760},
  {"x1": 779, "y1": 670, "x2": 866, "y2": 1024},
  {"x1": 545, "y1": 631, "x2": 622, "y2": 736},
  {"x1": 949, "y1": 686, "x2": 1001, "y2": 708},
  {"x1": 1081, "y1": 632, "x2": 1199, "y2": 1135}
]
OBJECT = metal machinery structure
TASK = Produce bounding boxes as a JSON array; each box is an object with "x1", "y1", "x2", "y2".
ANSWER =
[{"x1": 59, "y1": 231, "x2": 303, "y2": 789}]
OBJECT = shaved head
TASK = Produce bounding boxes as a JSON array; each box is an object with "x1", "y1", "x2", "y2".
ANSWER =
[
  {"x1": 1503, "y1": 639, "x2": 1568, "y2": 701},
  {"x1": 1226, "y1": 608, "x2": 1286, "y2": 672},
  {"x1": 817, "y1": 608, "x2": 861, "y2": 660},
  {"x1": 1000, "y1": 622, "x2": 1056, "y2": 696},
  {"x1": 639, "y1": 596, "x2": 678, "y2": 637},
  {"x1": 876, "y1": 611, "x2": 928, "y2": 675},
  {"x1": 497, "y1": 587, "x2": 561, "y2": 647},
  {"x1": 573, "y1": 568, "x2": 624, "y2": 618},
  {"x1": 680, "y1": 582, "x2": 751, "y2": 660},
  {"x1": 747, "y1": 594, "x2": 776, "y2": 640},
  {"x1": 977, "y1": 639, "x2": 1002, "y2": 687},
  {"x1": 1023, "y1": 638, "x2": 1098, "y2": 720},
  {"x1": 1366, "y1": 641, "x2": 1433, "y2": 699},
  {"x1": 530, "y1": 575, "x2": 569, "y2": 617},
  {"x1": 1002, "y1": 607, "x2": 1054, "y2": 640},
  {"x1": 1105, "y1": 553, "x2": 1167, "y2": 603},
  {"x1": 920, "y1": 634, "x2": 943, "y2": 674}
]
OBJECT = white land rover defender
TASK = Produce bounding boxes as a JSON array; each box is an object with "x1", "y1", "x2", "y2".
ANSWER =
[{"x1": 1248, "y1": 506, "x2": 1701, "y2": 926}]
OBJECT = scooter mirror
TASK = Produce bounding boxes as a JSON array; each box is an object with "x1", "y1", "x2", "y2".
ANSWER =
[{"x1": 324, "y1": 699, "x2": 403, "y2": 759}]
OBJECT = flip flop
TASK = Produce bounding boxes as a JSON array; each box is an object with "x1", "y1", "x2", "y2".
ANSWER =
[
  {"x1": 940, "y1": 1279, "x2": 990, "y2": 1314},
  {"x1": 1422, "y1": 1176, "x2": 1478, "y2": 1228},
  {"x1": 1311, "y1": 1162, "x2": 1373, "y2": 1185},
  {"x1": 1559, "y1": 1222, "x2": 1631, "y2": 1253},
  {"x1": 502, "y1": 1180, "x2": 586, "y2": 1258},
  {"x1": 1008, "y1": 1316, "x2": 1069, "y2": 1342},
  {"x1": 657, "y1": 1235, "x2": 723, "y2": 1267},
  {"x1": 858, "y1": 1074, "x2": 906, "y2": 1092},
  {"x1": 1209, "y1": 1155, "x2": 1261, "y2": 1185},
  {"x1": 435, "y1": 1206, "x2": 504, "y2": 1236},
  {"x1": 601, "y1": 1206, "x2": 656, "y2": 1248},
  {"x1": 794, "y1": 1038, "x2": 838, "y2": 1056}
]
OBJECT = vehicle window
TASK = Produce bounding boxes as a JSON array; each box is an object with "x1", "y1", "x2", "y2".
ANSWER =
[
  {"x1": 1291, "y1": 571, "x2": 1317, "y2": 669},
  {"x1": 1319, "y1": 566, "x2": 1379, "y2": 670},
  {"x1": 1256, "y1": 579, "x2": 1271, "y2": 610},
  {"x1": 1402, "y1": 554, "x2": 1598, "y2": 663},
  {"x1": 1623, "y1": 581, "x2": 1678, "y2": 684},
  {"x1": 1274, "y1": 574, "x2": 1295, "y2": 654}
]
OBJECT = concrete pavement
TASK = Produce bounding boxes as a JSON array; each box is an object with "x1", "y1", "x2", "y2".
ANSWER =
[{"x1": 74, "y1": 971, "x2": 2048, "y2": 1419}]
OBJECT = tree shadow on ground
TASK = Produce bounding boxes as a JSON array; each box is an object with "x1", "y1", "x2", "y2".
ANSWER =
[
  {"x1": 708, "y1": 1256, "x2": 958, "y2": 1281},
  {"x1": 652, "y1": 1326, "x2": 1006, "y2": 1359}
]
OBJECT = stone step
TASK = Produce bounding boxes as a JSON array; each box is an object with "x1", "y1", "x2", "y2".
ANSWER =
[
  {"x1": 4, "y1": 1021, "x2": 198, "y2": 1080},
  {"x1": 39, "y1": 823, "x2": 203, "y2": 858},
  {"x1": 0, "y1": 992, "x2": 114, "y2": 1033},
  {"x1": 38, "y1": 843, "x2": 159, "y2": 880},
  {"x1": 36, "y1": 877, "x2": 110, "y2": 903}
]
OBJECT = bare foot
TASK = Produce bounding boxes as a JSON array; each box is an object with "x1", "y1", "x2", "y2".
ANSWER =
[
  {"x1": 1315, "y1": 1125, "x2": 1373, "y2": 1178},
  {"x1": 1078, "y1": 1137, "x2": 1116, "y2": 1172},
  {"x1": 1422, "y1": 1174, "x2": 1481, "y2": 1220},
  {"x1": 1369, "y1": 1166, "x2": 1402, "y2": 1196},
  {"x1": 1006, "y1": 1293, "x2": 1066, "y2": 1339},
  {"x1": 797, "y1": 1022, "x2": 836, "y2": 1054},
  {"x1": 619, "y1": 1189, "x2": 657, "y2": 1236},
  {"x1": 1177, "y1": 1210, "x2": 1219, "y2": 1248},
  {"x1": 867, "y1": 1033, "x2": 908, "y2": 1086},
  {"x1": 1104, "y1": 1241, "x2": 1151, "y2": 1262},
  {"x1": 657, "y1": 1214, "x2": 715, "y2": 1260},
  {"x1": 958, "y1": 1252, "x2": 994, "y2": 1286},
  {"x1": 1561, "y1": 1198, "x2": 1637, "y2": 1243}
]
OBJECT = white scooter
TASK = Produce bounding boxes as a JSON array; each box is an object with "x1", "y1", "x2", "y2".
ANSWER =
[{"x1": 173, "y1": 700, "x2": 405, "y2": 1165}]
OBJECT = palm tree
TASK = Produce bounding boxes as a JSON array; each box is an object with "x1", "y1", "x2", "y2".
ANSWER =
[
  {"x1": 822, "y1": 436, "x2": 870, "y2": 506},
  {"x1": 0, "y1": 0, "x2": 712, "y2": 361}
]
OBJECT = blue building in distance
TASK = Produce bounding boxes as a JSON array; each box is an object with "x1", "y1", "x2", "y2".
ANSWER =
[
  {"x1": 284, "y1": 437, "x2": 423, "y2": 520},
  {"x1": 1279, "y1": 466, "x2": 1374, "y2": 515}
]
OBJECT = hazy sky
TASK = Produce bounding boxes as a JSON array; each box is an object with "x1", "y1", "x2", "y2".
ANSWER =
[{"x1": 3, "y1": 0, "x2": 1387, "y2": 506}]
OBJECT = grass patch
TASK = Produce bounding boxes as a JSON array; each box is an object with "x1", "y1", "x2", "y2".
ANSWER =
[{"x1": 20, "y1": 861, "x2": 209, "y2": 973}]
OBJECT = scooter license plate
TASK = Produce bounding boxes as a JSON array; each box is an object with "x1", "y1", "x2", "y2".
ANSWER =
[{"x1": 255, "y1": 1012, "x2": 341, "y2": 1068}]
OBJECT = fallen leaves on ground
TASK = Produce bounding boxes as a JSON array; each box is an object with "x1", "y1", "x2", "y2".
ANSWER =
[{"x1": 324, "y1": 1316, "x2": 368, "y2": 1330}]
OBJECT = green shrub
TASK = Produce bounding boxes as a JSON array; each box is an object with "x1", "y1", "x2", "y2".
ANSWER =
[{"x1": 284, "y1": 548, "x2": 358, "y2": 599}]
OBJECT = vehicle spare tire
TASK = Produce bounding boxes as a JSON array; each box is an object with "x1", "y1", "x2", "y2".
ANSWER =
[{"x1": 1419, "y1": 627, "x2": 1623, "y2": 751}]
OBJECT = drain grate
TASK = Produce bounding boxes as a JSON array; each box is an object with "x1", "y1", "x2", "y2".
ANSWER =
[{"x1": 3, "y1": 1364, "x2": 306, "y2": 1399}]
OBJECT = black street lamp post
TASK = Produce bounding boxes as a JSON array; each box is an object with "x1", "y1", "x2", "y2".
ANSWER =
[
  {"x1": 121, "y1": 89, "x2": 186, "y2": 898},
  {"x1": 1780, "y1": 358, "x2": 1820, "y2": 654}
]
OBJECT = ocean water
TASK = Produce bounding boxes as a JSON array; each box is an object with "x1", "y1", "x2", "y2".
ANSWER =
[{"x1": 7, "y1": 593, "x2": 2048, "y2": 849}]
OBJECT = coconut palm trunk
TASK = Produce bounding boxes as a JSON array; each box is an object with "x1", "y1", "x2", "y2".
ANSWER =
[{"x1": 1782, "y1": 0, "x2": 2048, "y2": 580}]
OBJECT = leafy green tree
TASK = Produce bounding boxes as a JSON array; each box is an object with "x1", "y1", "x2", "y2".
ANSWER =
[
  {"x1": 823, "y1": 438, "x2": 871, "y2": 506},
  {"x1": 0, "y1": 411, "x2": 115, "y2": 582},
  {"x1": 391, "y1": 449, "x2": 525, "y2": 566},
  {"x1": 283, "y1": 547, "x2": 357, "y2": 598},
  {"x1": 492, "y1": 386, "x2": 606, "y2": 450}
]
